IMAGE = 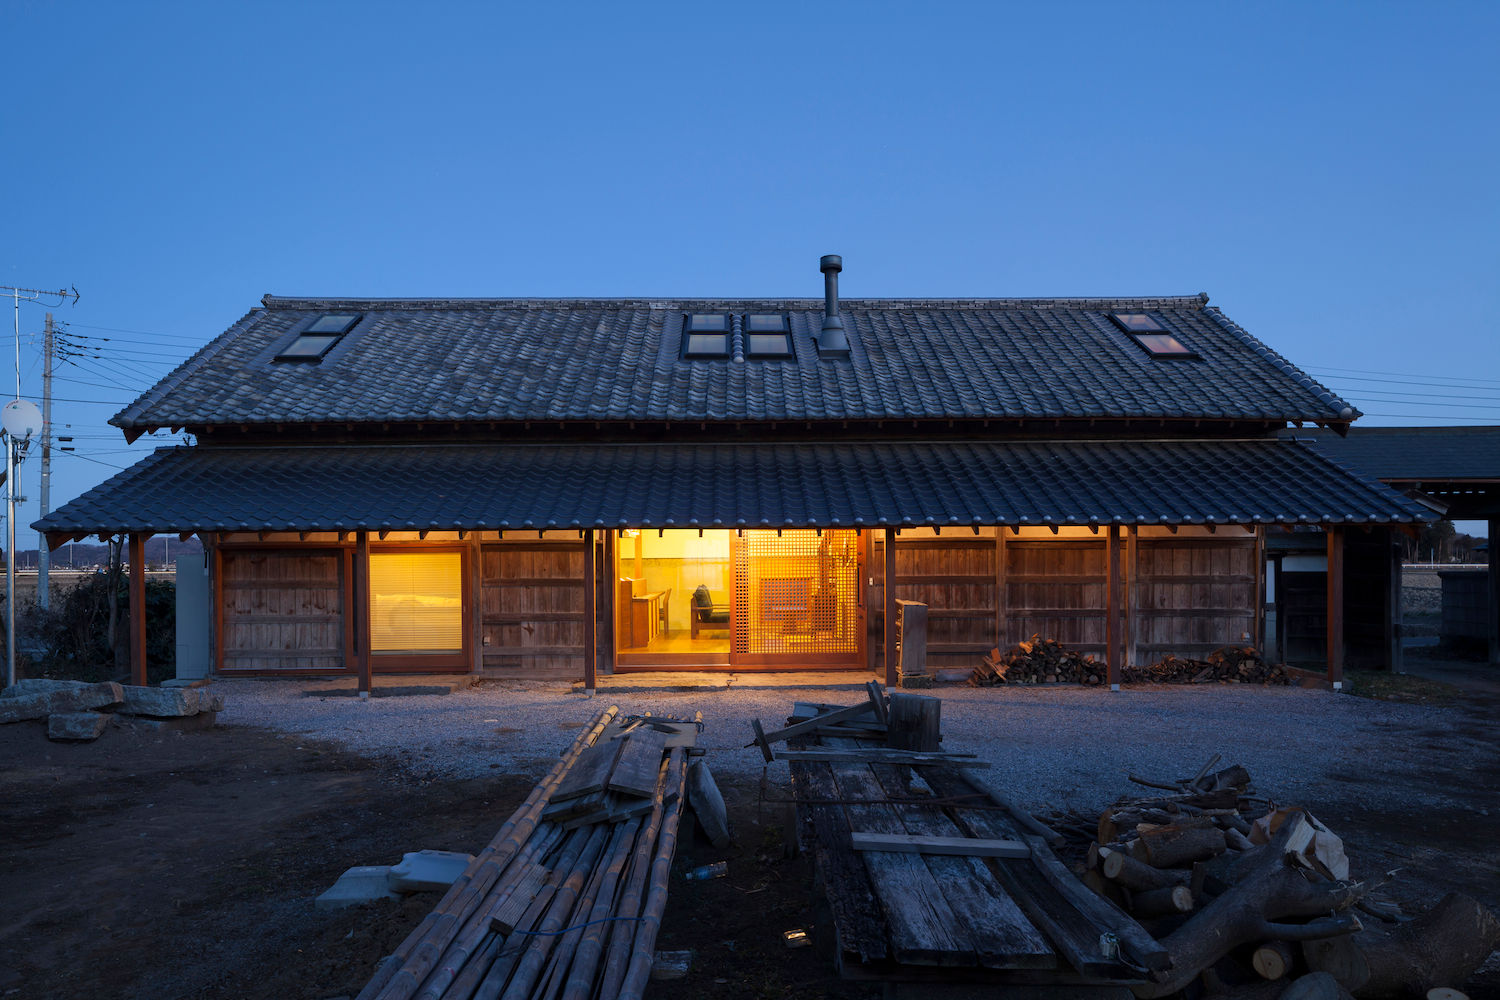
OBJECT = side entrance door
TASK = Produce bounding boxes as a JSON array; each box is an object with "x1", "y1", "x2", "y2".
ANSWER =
[{"x1": 729, "y1": 529, "x2": 865, "y2": 669}]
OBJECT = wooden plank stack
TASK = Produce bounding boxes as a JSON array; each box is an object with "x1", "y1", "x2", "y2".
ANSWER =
[
  {"x1": 779, "y1": 689, "x2": 1165, "y2": 996},
  {"x1": 355, "y1": 706, "x2": 695, "y2": 1000},
  {"x1": 1078, "y1": 758, "x2": 1500, "y2": 999}
]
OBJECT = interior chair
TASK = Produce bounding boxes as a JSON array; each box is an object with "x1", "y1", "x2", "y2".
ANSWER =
[{"x1": 689, "y1": 585, "x2": 731, "y2": 639}]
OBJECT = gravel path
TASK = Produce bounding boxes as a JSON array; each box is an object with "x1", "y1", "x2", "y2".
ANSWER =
[{"x1": 214, "y1": 678, "x2": 1489, "y2": 817}]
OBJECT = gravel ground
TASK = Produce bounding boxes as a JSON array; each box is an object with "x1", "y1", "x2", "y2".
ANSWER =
[{"x1": 214, "y1": 678, "x2": 1485, "y2": 815}]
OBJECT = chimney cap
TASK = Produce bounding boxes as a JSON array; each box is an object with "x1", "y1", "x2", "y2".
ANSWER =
[{"x1": 820, "y1": 254, "x2": 843, "y2": 274}]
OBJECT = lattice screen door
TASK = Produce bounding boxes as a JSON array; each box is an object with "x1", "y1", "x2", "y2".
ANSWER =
[{"x1": 731, "y1": 529, "x2": 864, "y2": 668}]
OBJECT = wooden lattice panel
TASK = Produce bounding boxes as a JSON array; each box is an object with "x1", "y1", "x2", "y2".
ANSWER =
[{"x1": 733, "y1": 530, "x2": 861, "y2": 660}]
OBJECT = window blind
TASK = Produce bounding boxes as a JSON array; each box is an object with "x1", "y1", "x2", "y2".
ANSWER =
[{"x1": 370, "y1": 552, "x2": 462, "y2": 653}]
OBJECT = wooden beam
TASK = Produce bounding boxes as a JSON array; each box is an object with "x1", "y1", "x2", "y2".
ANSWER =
[
  {"x1": 356, "y1": 530, "x2": 372, "y2": 696},
  {"x1": 1326, "y1": 526, "x2": 1344, "y2": 688},
  {"x1": 583, "y1": 528, "x2": 597, "y2": 692},
  {"x1": 849, "y1": 832, "x2": 1030, "y2": 858},
  {"x1": 128, "y1": 533, "x2": 147, "y2": 686},
  {"x1": 1125, "y1": 525, "x2": 1138, "y2": 672},
  {"x1": 883, "y1": 528, "x2": 898, "y2": 688},
  {"x1": 995, "y1": 529, "x2": 1007, "y2": 653},
  {"x1": 1106, "y1": 524, "x2": 1121, "y2": 690}
]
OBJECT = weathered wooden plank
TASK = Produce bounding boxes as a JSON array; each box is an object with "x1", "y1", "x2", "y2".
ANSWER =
[
  {"x1": 789, "y1": 761, "x2": 889, "y2": 964},
  {"x1": 606, "y1": 730, "x2": 669, "y2": 799},
  {"x1": 830, "y1": 761, "x2": 975, "y2": 965},
  {"x1": 849, "y1": 832, "x2": 1030, "y2": 859},
  {"x1": 551, "y1": 740, "x2": 624, "y2": 804},
  {"x1": 776, "y1": 749, "x2": 987, "y2": 768},
  {"x1": 751, "y1": 701, "x2": 880, "y2": 747},
  {"x1": 922, "y1": 769, "x2": 1133, "y2": 981}
]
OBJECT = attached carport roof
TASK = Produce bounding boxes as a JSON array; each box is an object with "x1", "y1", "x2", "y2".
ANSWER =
[{"x1": 35, "y1": 438, "x2": 1431, "y2": 541}]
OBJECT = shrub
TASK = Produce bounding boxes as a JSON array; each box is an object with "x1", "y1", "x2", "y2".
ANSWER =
[{"x1": 16, "y1": 574, "x2": 176, "y2": 685}]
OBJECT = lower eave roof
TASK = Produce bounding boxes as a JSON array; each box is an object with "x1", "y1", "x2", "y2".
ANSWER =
[{"x1": 35, "y1": 439, "x2": 1431, "y2": 540}]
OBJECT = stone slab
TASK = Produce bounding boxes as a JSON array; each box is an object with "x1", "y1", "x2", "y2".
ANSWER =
[
  {"x1": 120, "y1": 711, "x2": 218, "y2": 733},
  {"x1": 0, "y1": 693, "x2": 49, "y2": 725},
  {"x1": 47, "y1": 712, "x2": 110, "y2": 742},
  {"x1": 387, "y1": 850, "x2": 475, "y2": 893},
  {"x1": 119, "y1": 685, "x2": 222, "y2": 717},
  {"x1": 2, "y1": 679, "x2": 124, "y2": 714},
  {"x1": 315, "y1": 866, "x2": 399, "y2": 910}
]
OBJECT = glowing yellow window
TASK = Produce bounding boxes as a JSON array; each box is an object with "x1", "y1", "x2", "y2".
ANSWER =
[{"x1": 370, "y1": 552, "x2": 462, "y2": 653}]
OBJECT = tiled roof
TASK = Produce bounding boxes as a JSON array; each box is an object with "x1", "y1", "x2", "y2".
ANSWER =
[
  {"x1": 36, "y1": 439, "x2": 1428, "y2": 537},
  {"x1": 1282, "y1": 425, "x2": 1500, "y2": 481},
  {"x1": 112, "y1": 295, "x2": 1358, "y2": 430}
]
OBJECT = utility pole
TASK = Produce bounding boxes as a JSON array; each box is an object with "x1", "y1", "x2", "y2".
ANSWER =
[{"x1": 37, "y1": 314, "x2": 54, "y2": 610}]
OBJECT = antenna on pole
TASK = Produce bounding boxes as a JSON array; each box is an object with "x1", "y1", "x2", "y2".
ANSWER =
[{"x1": 0, "y1": 283, "x2": 75, "y2": 689}]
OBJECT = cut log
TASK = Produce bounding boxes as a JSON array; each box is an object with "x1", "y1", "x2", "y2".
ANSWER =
[
  {"x1": 1131, "y1": 885, "x2": 1193, "y2": 918},
  {"x1": 1102, "y1": 850, "x2": 1190, "y2": 893},
  {"x1": 1352, "y1": 893, "x2": 1500, "y2": 1000},
  {"x1": 885, "y1": 692, "x2": 941, "y2": 752},
  {"x1": 1279, "y1": 971, "x2": 1352, "y2": 1000},
  {"x1": 1133, "y1": 823, "x2": 1226, "y2": 868},
  {"x1": 1251, "y1": 939, "x2": 1296, "y2": 981},
  {"x1": 1425, "y1": 989, "x2": 1470, "y2": 1000},
  {"x1": 1225, "y1": 827, "x2": 1256, "y2": 851},
  {"x1": 1131, "y1": 811, "x2": 1366, "y2": 998},
  {"x1": 685, "y1": 759, "x2": 730, "y2": 850},
  {"x1": 1301, "y1": 934, "x2": 1369, "y2": 991}
]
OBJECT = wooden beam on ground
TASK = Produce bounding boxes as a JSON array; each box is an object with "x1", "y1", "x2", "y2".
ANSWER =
[
  {"x1": 1107, "y1": 524, "x2": 1121, "y2": 690},
  {"x1": 850, "y1": 832, "x2": 1030, "y2": 858},
  {"x1": 584, "y1": 527, "x2": 597, "y2": 692},
  {"x1": 748, "y1": 700, "x2": 879, "y2": 750},
  {"x1": 128, "y1": 532, "x2": 147, "y2": 686},
  {"x1": 883, "y1": 527, "x2": 898, "y2": 688},
  {"x1": 1326, "y1": 526, "x2": 1344, "y2": 688},
  {"x1": 356, "y1": 530, "x2": 372, "y2": 696},
  {"x1": 774, "y1": 748, "x2": 988, "y2": 768}
]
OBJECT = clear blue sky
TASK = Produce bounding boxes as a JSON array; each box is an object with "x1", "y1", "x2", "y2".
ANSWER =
[{"x1": 3, "y1": 1, "x2": 1497, "y2": 550}]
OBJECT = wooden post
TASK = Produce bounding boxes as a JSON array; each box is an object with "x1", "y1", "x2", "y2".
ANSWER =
[
  {"x1": 1125, "y1": 526, "x2": 1138, "y2": 674},
  {"x1": 467, "y1": 531, "x2": 484, "y2": 674},
  {"x1": 1489, "y1": 517, "x2": 1499, "y2": 666},
  {"x1": 995, "y1": 529, "x2": 1007, "y2": 653},
  {"x1": 356, "y1": 530, "x2": 372, "y2": 697},
  {"x1": 602, "y1": 529, "x2": 616, "y2": 676},
  {"x1": 883, "y1": 528, "x2": 898, "y2": 688},
  {"x1": 584, "y1": 528, "x2": 597, "y2": 692},
  {"x1": 1106, "y1": 524, "x2": 1121, "y2": 690},
  {"x1": 1386, "y1": 526, "x2": 1404, "y2": 674},
  {"x1": 1252, "y1": 525, "x2": 1266, "y2": 656},
  {"x1": 128, "y1": 532, "x2": 147, "y2": 686},
  {"x1": 1326, "y1": 526, "x2": 1344, "y2": 689}
]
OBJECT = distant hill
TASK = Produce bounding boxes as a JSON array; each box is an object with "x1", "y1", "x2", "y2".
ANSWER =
[{"x1": 9, "y1": 536, "x2": 204, "y2": 569}]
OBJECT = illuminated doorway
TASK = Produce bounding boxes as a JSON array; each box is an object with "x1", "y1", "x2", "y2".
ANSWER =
[{"x1": 614, "y1": 528, "x2": 864, "y2": 670}]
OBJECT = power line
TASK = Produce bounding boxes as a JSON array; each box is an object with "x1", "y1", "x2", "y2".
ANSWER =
[{"x1": 1307, "y1": 365, "x2": 1500, "y2": 387}]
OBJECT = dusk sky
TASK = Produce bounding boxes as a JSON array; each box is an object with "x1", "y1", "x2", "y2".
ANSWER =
[{"x1": 3, "y1": 2, "x2": 1497, "y2": 551}]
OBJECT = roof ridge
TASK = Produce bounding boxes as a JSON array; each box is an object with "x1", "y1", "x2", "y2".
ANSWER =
[
  {"x1": 259, "y1": 293, "x2": 1214, "y2": 312},
  {"x1": 1200, "y1": 306, "x2": 1360, "y2": 423}
]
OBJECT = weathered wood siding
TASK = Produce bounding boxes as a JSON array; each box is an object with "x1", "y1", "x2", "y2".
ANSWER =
[
  {"x1": 1131, "y1": 537, "x2": 1256, "y2": 663},
  {"x1": 220, "y1": 549, "x2": 347, "y2": 672},
  {"x1": 480, "y1": 541, "x2": 587, "y2": 676},
  {"x1": 1004, "y1": 539, "x2": 1108, "y2": 655}
]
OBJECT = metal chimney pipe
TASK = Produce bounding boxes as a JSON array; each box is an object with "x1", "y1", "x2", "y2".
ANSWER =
[{"x1": 818, "y1": 254, "x2": 849, "y2": 354}]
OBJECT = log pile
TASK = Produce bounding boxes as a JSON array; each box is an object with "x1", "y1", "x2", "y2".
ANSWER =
[
  {"x1": 969, "y1": 640, "x2": 1294, "y2": 687},
  {"x1": 1077, "y1": 757, "x2": 1500, "y2": 999},
  {"x1": 969, "y1": 637, "x2": 1109, "y2": 686},
  {"x1": 355, "y1": 706, "x2": 697, "y2": 1000},
  {"x1": 1121, "y1": 646, "x2": 1293, "y2": 686}
]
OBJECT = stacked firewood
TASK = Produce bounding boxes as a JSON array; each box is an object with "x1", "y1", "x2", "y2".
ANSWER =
[
  {"x1": 1079, "y1": 757, "x2": 1500, "y2": 999},
  {"x1": 357, "y1": 707, "x2": 699, "y2": 1000},
  {"x1": 1122, "y1": 646, "x2": 1293, "y2": 686},
  {"x1": 969, "y1": 637, "x2": 1109, "y2": 686}
]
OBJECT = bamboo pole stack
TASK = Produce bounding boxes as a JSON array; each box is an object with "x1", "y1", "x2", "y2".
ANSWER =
[{"x1": 356, "y1": 706, "x2": 693, "y2": 1000}]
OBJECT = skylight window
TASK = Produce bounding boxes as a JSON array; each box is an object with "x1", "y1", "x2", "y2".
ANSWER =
[
  {"x1": 744, "y1": 314, "x2": 793, "y2": 358},
  {"x1": 1109, "y1": 312, "x2": 1198, "y2": 359},
  {"x1": 682, "y1": 313, "x2": 730, "y2": 358},
  {"x1": 275, "y1": 313, "x2": 361, "y2": 362}
]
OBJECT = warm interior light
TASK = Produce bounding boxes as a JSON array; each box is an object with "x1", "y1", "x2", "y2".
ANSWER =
[{"x1": 370, "y1": 552, "x2": 462, "y2": 652}]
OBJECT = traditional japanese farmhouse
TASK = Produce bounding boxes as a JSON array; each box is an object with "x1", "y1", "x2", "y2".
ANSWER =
[{"x1": 36, "y1": 257, "x2": 1429, "y2": 691}]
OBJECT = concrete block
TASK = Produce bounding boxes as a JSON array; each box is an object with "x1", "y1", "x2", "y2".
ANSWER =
[
  {"x1": 47, "y1": 712, "x2": 110, "y2": 741},
  {"x1": 387, "y1": 850, "x2": 475, "y2": 893},
  {"x1": 3, "y1": 679, "x2": 124, "y2": 714},
  {"x1": 119, "y1": 685, "x2": 207, "y2": 717},
  {"x1": 315, "y1": 866, "x2": 399, "y2": 910}
]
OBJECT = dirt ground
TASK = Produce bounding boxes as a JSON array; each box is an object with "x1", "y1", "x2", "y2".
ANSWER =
[{"x1": 2, "y1": 678, "x2": 1499, "y2": 1000}]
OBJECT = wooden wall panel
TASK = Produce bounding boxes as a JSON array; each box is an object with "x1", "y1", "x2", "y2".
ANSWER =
[
  {"x1": 1004, "y1": 539, "x2": 1108, "y2": 655},
  {"x1": 1132, "y1": 538, "x2": 1256, "y2": 664},
  {"x1": 480, "y1": 541, "x2": 587, "y2": 676},
  {"x1": 220, "y1": 549, "x2": 347, "y2": 672},
  {"x1": 876, "y1": 538, "x2": 999, "y2": 669}
]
